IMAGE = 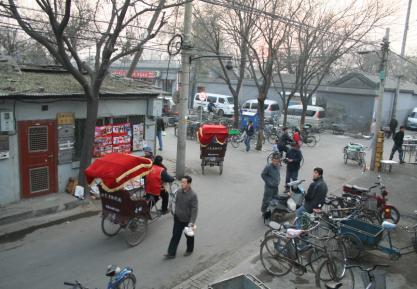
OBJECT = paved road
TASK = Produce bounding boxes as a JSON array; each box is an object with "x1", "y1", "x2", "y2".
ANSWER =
[{"x1": 0, "y1": 130, "x2": 383, "y2": 289}]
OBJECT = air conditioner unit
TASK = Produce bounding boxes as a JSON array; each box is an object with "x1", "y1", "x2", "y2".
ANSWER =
[{"x1": 0, "y1": 111, "x2": 15, "y2": 132}]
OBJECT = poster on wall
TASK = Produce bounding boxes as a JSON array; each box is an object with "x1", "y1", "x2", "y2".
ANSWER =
[
  {"x1": 132, "y1": 123, "x2": 144, "y2": 151},
  {"x1": 93, "y1": 123, "x2": 132, "y2": 157}
]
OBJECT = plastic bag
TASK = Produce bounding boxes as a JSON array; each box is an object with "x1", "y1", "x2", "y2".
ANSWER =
[{"x1": 287, "y1": 197, "x2": 296, "y2": 211}]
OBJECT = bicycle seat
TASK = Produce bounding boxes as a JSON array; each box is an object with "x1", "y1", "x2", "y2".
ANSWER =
[
  {"x1": 268, "y1": 221, "x2": 282, "y2": 230},
  {"x1": 325, "y1": 281, "x2": 343, "y2": 289},
  {"x1": 382, "y1": 221, "x2": 397, "y2": 230}
]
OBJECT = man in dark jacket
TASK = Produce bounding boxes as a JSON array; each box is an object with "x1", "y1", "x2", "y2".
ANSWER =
[
  {"x1": 277, "y1": 127, "x2": 292, "y2": 155},
  {"x1": 156, "y1": 117, "x2": 165, "y2": 151},
  {"x1": 388, "y1": 118, "x2": 398, "y2": 139},
  {"x1": 285, "y1": 143, "x2": 303, "y2": 192},
  {"x1": 389, "y1": 126, "x2": 405, "y2": 163},
  {"x1": 244, "y1": 120, "x2": 255, "y2": 152},
  {"x1": 295, "y1": 167, "x2": 327, "y2": 228},
  {"x1": 261, "y1": 153, "x2": 281, "y2": 215},
  {"x1": 165, "y1": 175, "x2": 198, "y2": 259}
]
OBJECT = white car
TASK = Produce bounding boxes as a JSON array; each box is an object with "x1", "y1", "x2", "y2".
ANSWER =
[
  {"x1": 193, "y1": 93, "x2": 234, "y2": 116},
  {"x1": 241, "y1": 99, "x2": 280, "y2": 121}
]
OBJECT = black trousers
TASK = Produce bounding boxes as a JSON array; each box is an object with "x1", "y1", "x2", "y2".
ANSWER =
[
  {"x1": 285, "y1": 168, "x2": 299, "y2": 190},
  {"x1": 145, "y1": 190, "x2": 169, "y2": 212},
  {"x1": 167, "y1": 215, "x2": 194, "y2": 256}
]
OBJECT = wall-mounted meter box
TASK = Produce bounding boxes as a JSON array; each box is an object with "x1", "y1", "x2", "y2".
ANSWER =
[
  {"x1": 147, "y1": 99, "x2": 162, "y2": 117},
  {"x1": 0, "y1": 111, "x2": 15, "y2": 132}
]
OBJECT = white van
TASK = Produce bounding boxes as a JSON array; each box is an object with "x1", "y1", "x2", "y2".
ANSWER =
[
  {"x1": 193, "y1": 93, "x2": 234, "y2": 116},
  {"x1": 406, "y1": 107, "x2": 417, "y2": 130},
  {"x1": 282, "y1": 105, "x2": 326, "y2": 128},
  {"x1": 241, "y1": 99, "x2": 280, "y2": 120}
]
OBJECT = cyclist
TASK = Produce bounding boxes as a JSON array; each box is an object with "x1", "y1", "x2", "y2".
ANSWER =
[
  {"x1": 275, "y1": 127, "x2": 293, "y2": 156},
  {"x1": 207, "y1": 99, "x2": 216, "y2": 113},
  {"x1": 244, "y1": 120, "x2": 255, "y2": 152}
]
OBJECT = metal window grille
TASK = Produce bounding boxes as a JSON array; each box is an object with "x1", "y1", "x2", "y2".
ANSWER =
[
  {"x1": 28, "y1": 126, "x2": 48, "y2": 152},
  {"x1": 29, "y1": 166, "x2": 49, "y2": 193}
]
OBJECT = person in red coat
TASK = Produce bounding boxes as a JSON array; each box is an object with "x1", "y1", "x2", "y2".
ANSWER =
[
  {"x1": 293, "y1": 128, "x2": 302, "y2": 147},
  {"x1": 145, "y1": 155, "x2": 174, "y2": 214}
]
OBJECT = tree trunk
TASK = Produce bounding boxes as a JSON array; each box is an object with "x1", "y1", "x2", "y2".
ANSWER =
[
  {"x1": 78, "y1": 96, "x2": 99, "y2": 190},
  {"x1": 300, "y1": 102, "x2": 307, "y2": 129},
  {"x1": 256, "y1": 96, "x2": 265, "y2": 151},
  {"x1": 233, "y1": 97, "x2": 240, "y2": 129},
  {"x1": 283, "y1": 106, "x2": 288, "y2": 127}
]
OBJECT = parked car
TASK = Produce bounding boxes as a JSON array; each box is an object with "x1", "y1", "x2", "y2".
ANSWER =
[
  {"x1": 282, "y1": 104, "x2": 326, "y2": 128},
  {"x1": 193, "y1": 93, "x2": 234, "y2": 116},
  {"x1": 406, "y1": 107, "x2": 417, "y2": 130},
  {"x1": 241, "y1": 99, "x2": 280, "y2": 121}
]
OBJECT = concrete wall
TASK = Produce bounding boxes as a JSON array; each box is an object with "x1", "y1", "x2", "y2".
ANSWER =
[{"x1": 0, "y1": 98, "x2": 154, "y2": 205}]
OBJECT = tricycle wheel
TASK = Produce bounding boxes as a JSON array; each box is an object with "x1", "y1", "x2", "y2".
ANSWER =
[
  {"x1": 125, "y1": 216, "x2": 148, "y2": 247},
  {"x1": 343, "y1": 153, "x2": 348, "y2": 164},
  {"x1": 101, "y1": 214, "x2": 122, "y2": 237},
  {"x1": 219, "y1": 162, "x2": 223, "y2": 175},
  {"x1": 341, "y1": 233, "x2": 363, "y2": 259}
]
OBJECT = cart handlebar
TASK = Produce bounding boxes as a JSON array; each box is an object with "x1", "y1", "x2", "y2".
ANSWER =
[{"x1": 346, "y1": 264, "x2": 389, "y2": 272}]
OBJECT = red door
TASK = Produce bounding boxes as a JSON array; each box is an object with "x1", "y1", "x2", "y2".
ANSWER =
[{"x1": 19, "y1": 120, "x2": 57, "y2": 198}]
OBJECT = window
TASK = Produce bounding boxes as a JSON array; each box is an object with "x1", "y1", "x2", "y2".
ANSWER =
[
  {"x1": 243, "y1": 103, "x2": 250, "y2": 109},
  {"x1": 218, "y1": 98, "x2": 225, "y2": 104},
  {"x1": 287, "y1": 109, "x2": 301, "y2": 116},
  {"x1": 251, "y1": 103, "x2": 258, "y2": 110},
  {"x1": 318, "y1": 111, "x2": 326, "y2": 118},
  {"x1": 270, "y1": 104, "x2": 280, "y2": 111},
  {"x1": 305, "y1": 110, "x2": 316, "y2": 117},
  {"x1": 227, "y1": 97, "x2": 234, "y2": 104},
  {"x1": 410, "y1": 112, "x2": 417, "y2": 118},
  {"x1": 207, "y1": 96, "x2": 217, "y2": 103}
]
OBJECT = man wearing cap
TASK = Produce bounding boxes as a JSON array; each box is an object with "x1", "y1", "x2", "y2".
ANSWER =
[
  {"x1": 285, "y1": 143, "x2": 303, "y2": 192},
  {"x1": 261, "y1": 153, "x2": 281, "y2": 216}
]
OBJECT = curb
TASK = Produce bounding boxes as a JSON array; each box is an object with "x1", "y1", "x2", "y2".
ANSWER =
[{"x1": 0, "y1": 200, "x2": 100, "y2": 244}]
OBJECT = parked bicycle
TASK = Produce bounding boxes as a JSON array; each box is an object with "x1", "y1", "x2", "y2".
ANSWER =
[
  {"x1": 316, "y1": 263, "x2": 388, "y2": 289},
  {"x1": 64, "y1": 265, "x2": 136, "y2": 289}
]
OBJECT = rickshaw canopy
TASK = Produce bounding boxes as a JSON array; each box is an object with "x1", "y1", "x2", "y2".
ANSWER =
[
  {"x1": 85, "y1": 153, "x2": 152, "y2": 192},
  {"x1": 197, "y1": 124, "x2": 228, "y2": 146}
]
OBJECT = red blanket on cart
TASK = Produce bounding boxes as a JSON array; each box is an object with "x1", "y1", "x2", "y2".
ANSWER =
[
  {"x1": 197, "y1": 124, "x2": 228, "y2": 146},
  {"x1": 84, "y1": 153, "x2": 152, "y2": 192}
]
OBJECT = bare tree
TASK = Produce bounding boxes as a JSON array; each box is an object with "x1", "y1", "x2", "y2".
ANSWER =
[
  {"x1": 275, "y1": 0, "x2": 391, "y2": 129},
  {"x1": 193, "y1": 1, "x2": 258, "y2": 128},
  {"x1": 244, "y1": 0, "x2": 301, "y2": 150},
  {"x1": 0, "y1": 0, "x2": 186, "y2": 188}
]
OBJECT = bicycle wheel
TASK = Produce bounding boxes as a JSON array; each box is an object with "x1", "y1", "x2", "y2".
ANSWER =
[
  {"x1": 324, "y1": 237, "x2": 347, "y2": 279},
  {"x1": 101, "y1": 213, "x2": 122, "y2": 237},
  {"x1": 315, "y1": 258, "x2": 354, "y2": 289},
  {"x1": 305, "y1": 136, "x2": 317, "y2": 147},
  {"x1": 117, "y1": 274, "x2": 136, "y2": 289},
  {"x1": 260, "y1": 235, "x2": 294, "y2": 276},
  {"x1": 230, "y1": 136, "x2": 240, "y2": 148},
  {"x1": 125, "y1": 216, "x2": 148, "y2": 247}
]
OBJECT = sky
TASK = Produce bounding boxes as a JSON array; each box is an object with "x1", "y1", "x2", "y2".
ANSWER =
[{"x1": 369, "y1": 0, "x2": 417, "y2": 56}]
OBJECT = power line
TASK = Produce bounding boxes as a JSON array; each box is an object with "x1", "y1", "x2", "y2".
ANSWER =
[{"x1": 0, "y1": 2, "x2": 179, "y2": 37}]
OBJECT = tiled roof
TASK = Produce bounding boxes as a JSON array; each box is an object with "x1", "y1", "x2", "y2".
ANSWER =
[{"x1": 0, "y1": 61, "x2": 166, "y2": 97}]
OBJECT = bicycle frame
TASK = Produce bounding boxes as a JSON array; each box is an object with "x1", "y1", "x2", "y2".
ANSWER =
[{"x1": 377, "y1": 224, "x2": 417, "y2": 258}]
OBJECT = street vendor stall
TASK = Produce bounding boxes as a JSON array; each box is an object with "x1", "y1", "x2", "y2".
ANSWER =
[{"x1": 197, "y1": 124, "x2": 228, "y2": 175}]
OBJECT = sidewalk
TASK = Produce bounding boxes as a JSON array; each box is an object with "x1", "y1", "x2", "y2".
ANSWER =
[
  {"x1": 173, "y1": 163, "x2": 417, "y2": 289},
  {"x1": 0, "y1": 157, "x2": 178, "y2": 244}
]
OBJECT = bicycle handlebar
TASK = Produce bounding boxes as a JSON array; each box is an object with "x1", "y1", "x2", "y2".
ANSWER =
[
  {"x1": 346, "y1": 264, "x2": 389, "y2": 272},
  {"x1": 64, "y1": 282, "x2": 76, "y2": 286}
]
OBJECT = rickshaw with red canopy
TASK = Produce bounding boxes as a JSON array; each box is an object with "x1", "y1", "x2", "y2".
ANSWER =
[
  {"x1": 197, "y1": 124, "x2": 228, "y2": 175},
  {"x1": 84, "y1": 153, "x2": 155, "y2": 247}
]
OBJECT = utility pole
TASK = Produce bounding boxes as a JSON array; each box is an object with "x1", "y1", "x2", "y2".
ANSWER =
[
  {"x1": 176, "y1": 0, "x2": 193, "y2": 178},
  {"x1": 391, "y1": 0, "x2": 412, "y2": 120},
  {"x1": 370, "y1": 28, "x2": 390, "y2": 171}
]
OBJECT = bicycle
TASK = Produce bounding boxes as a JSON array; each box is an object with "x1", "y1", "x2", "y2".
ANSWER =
[
  {"x1": 230, "y1": 131, "x2": 255, "y2": 149},
  {"x1": 64, "y1": 265, "x2": 136, "y2": 289},
  {"x1": 260, "y1": 217, "x2": 347, "y2": 278},
  {"x1": 315, "y1": 263, "x2": 388, "y2": 289}
]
